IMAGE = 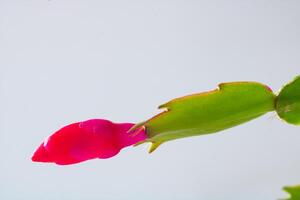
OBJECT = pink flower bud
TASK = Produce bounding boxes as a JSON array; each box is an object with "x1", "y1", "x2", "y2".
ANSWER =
[{"x1": 32, "y1": 119, "x2": 147, "y2": 165}]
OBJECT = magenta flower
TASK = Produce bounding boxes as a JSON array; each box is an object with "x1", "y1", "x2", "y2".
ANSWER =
[{"x1": 31, "y1": 119, "x2": 147, "y2": 165}]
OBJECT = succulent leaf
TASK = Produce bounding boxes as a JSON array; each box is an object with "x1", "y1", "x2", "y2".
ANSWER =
[{"x1": 134, "y1": 82, "x2": 276, "y2": 152}]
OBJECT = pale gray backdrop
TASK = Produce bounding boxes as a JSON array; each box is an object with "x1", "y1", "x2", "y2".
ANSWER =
[{"x1": 1, "y1": 1, "x2": 300, "y2": 200}]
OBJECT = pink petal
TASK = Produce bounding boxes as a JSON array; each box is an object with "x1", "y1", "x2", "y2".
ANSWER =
[{"x1": 32, "y1": 119, "x2": 147, "y2": 165}]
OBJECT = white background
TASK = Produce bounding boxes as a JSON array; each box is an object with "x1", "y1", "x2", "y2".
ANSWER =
[{"x1": 1, "y1": 1, "x2": 300, "y2": 199}]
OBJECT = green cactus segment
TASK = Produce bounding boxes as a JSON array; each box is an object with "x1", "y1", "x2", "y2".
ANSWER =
[
  {"x1": 134, "y1": 82, "x2": 276, "y2": 152},
  {"x1": 276, "y1": 76, "x2": 300, "y2": 125},
  {"x1": 284, "y1": 185, "x2": 300, "y2": 200}
]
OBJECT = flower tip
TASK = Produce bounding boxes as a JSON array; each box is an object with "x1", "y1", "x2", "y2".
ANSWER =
[
  {"x1": 31, "y1": 143, "x2": 53, "y2": 163},
  {"x1": 31, "y1": 154, "x2": 38, "y2": 162}
]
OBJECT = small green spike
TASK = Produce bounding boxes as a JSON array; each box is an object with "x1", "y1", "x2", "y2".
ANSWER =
[{"x1": 148, "y1": 142, "x2": 163, "y2": 153}]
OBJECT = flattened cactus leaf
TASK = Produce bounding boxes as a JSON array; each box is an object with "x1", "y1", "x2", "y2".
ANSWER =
[
  {"x1": 283, "y1": 185, "x2": 300, "y2": 200},
  {"x1": 276, "y1": 76, "x2": 300, "y2": 125},
  {"x1": 134, "y1": 82, "x2": 276, "y2": 152}
]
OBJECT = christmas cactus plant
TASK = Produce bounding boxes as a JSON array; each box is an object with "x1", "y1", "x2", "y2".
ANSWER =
[{"x1": 32, "y1": 76, "x2": 300, "y2": 199}]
